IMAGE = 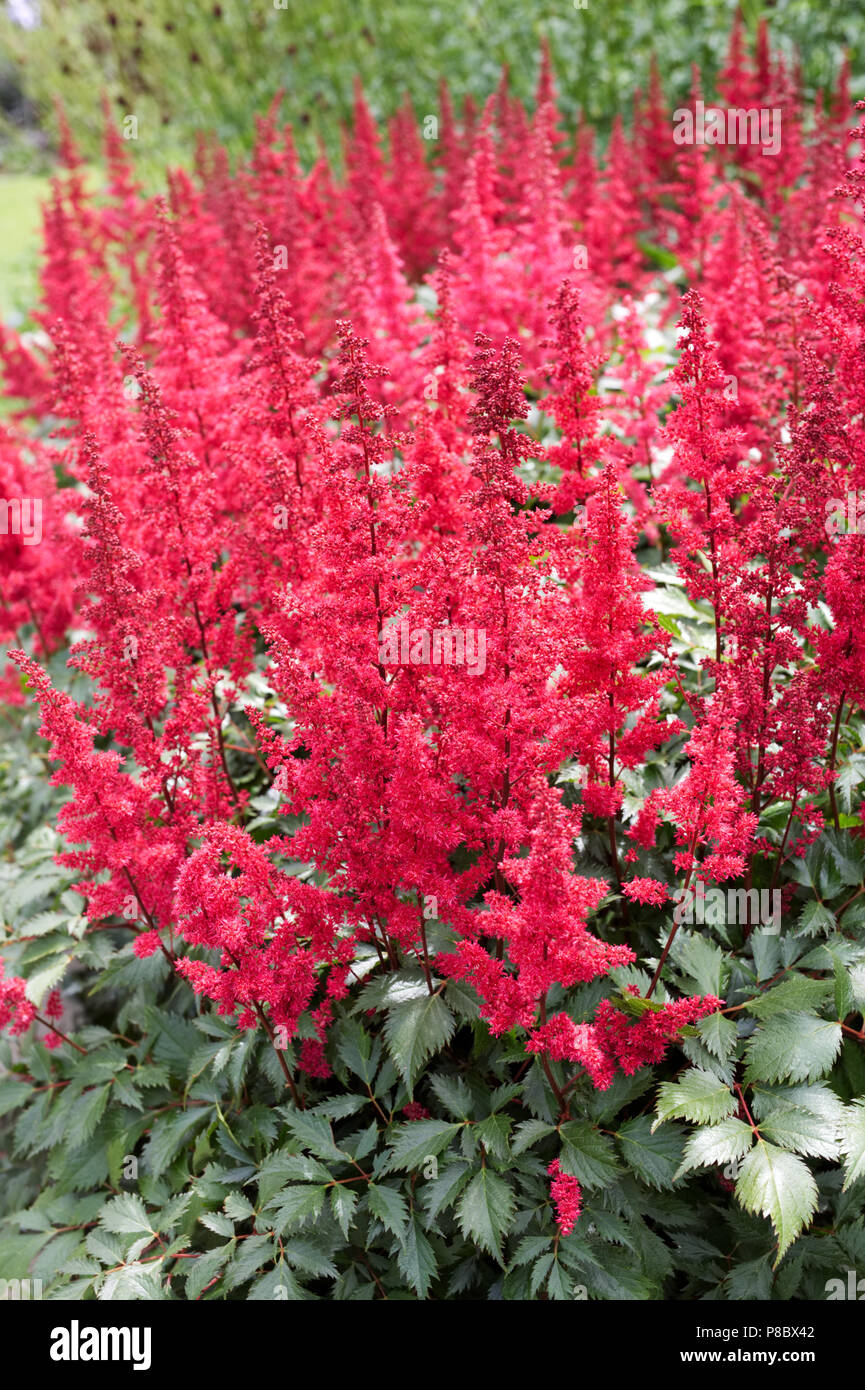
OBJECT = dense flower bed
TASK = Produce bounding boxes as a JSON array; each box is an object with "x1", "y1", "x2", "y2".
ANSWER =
[{"x1": 1, "y1": 25, "x2": 864, "y2": 1301}]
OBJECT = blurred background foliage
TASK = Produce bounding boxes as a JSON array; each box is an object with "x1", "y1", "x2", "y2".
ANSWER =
[
  {"x1": 0, "y1": 0, "x2": 861, "y2": 172},
  {"x1": 0, "y1": 0, "x2": 860, "y2": 313}
]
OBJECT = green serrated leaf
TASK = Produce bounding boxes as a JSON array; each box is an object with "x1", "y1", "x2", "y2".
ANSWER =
[
  {"x1": 184, "y1": 1242, "x2": 234, "y2": 1300},
  {"x1": 200, "y1": 1211, "x2": 235, "y2": 1237},
  {"x1": 143, "y1": 1107, "x2": 210, "y2": 1180},
  {"x1": 841, "y1": 1100, "x2": 865, "y2": 1191},
  {"x1": 734, "y1": 1141, "x2": 818, "y2": 1265},
  {"x1": 267, "y1": 1185, "x2": 327, "y2": 1234},
  {"x1": 759, "y1": 1105, "x2": 841, "y2": 1160},
  {"x1": 834, "y1": 959, "x2": 856, "y2": 1022},
  {"x1": 396, "y1": 1214, "x2": 437, "y2": 1298},
  {"x1": 427, "y1": 1073, "x2": 473, "y2": 1120},
  {"x1": 283, "y1": 1111, "x2": 345, "y2": 1162},
  {"x1": 383, "y1": 993, "x2": 456, "y2": 1088},
  {"x1": 456, "y1": 1169, "x2": 515, "y2": 1262},
  {"x1": 223, "y1": 1191, "x2": 255, "y2": 1222},
  {"x1": 671, "y1": 931, "x2": 727, "y2": 997},
  {"x1": 385, "y1": 1120, "x2": 461, "y2": 1173},
  {"x1": 696, "y1": 1010, "x2": 737, "y2": 1060},
  {"x1": 744, "y1": 1012, "x2": 842, "y2": 1084},
  {"x1": 511, "y1": 1119, "x2": 555, "y2": 1155},
  {"x1": 419, "y1": 1160, "x2": 471, "y2": 1221},
  {"x1": 99, "y1": 1193, "x2": 154, "y2": 1237},
  {"x1": 746, "y1": 975, "x2": 832, "y2": 1019},
  {"x1": 795, "y1": 901, "x2": 836, "y2": 938},
  {"x1": 367, "y1": 1182, "x2": 408, "y2": 1239},
  {"x1": 330, "y1": 1185, "x2": 359, "y2": 1239},
  {"x1": 476, "y1": 1112, "x2": 511, "y2": 1162},
  {"x1": 617, "y1": 1115, "x2": 684, "y2": 1189},
  {"x1": 559, "y1": 1120, "x2": 622, "y2": 1189},
  {"x1": 675, "y1": 1118, "x2": 754, "y2": 1178},
  {"x1": 654, "y1": 1069, "x2": 737, "y2": 1128}
]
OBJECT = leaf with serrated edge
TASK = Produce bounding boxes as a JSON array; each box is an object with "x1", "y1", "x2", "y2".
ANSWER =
[
  {"x1": 385, "y1": 1120, "x2": 461, "y2": 1173},
  {"x1": 617, "y1": 1116, "x2": 684, "y2": 1190},
  {"x1": 653, "y1": 1069, "x2": 737, "y2": 1130},
  {"x1": 745, "y1": 975, "x2": 832, "y2": 1019},
  {"x1": 734, "y1": 1141, "x2": 817, "y2": 1265},
  {"x1": 696, "y1": 1010, "x2": 737, "y2": 1060},
  {"x1": 841, "y1": 1100, "x2": 865, "y2": 1191},
  {"x1": 330, "y1": 1186, "x2": 358, "y2": 1239},
  {"x1": 512, "y1": 1119, "x2": 555, "y2": 1155},
  {"x1": 367, "y1": 1183, "x2": 408, "y2": 1239},
  {"x1": 456, "y1": 1170, "x2": 515, "y2": 1262},
  {"x1": 675, "y1": 1118, "x2": 754, "y2": 1178},
  {"x1": 749, "y1": 1081, "x2": 846, "y2": 1127},
  {"x1": 99, "y1": 1193, "x2": 153, "y2": 1236},
  {"x1": 397, "y1": 1214, "x2": 437, "y2": 1298},
  {"x1": 759, "y1": 1107, "x2": 841, "y2": 1160},
  {"x1": 383, "y1": 994, "x2": 456, "y2": 1088},
  {"x1": 744, "y1": 1012, "x2": 842, "y2": 1085}
]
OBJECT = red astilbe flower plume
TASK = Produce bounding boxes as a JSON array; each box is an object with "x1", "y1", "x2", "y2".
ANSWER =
[
  {"x1": 604, "y1": 292, "x2": 672, "y2": 537},
  {"x1": 8, "y1": 651, "x2": 188, "y2": 944},
  {"x1": 249, "y1": 323, "x2": 472, "y2": 996},
  {"x1": 344, "y1": 79, "x2": 389, "y2": 237},
  {"x1": 70, "y1": 433, "x2": 171, "y2": 746},
  {"x1": 450, "y1": 125, "x2": 519, "y2": 342},
  {"x1": 634, "y1": 55, "x2": 675, "y2": 217},
  {"x1": 548, "y1": 1159, "x2": 582, "y2": 1237},
  {"x1": 0, "y1": 960, "x2": 36, "y2": 1038},
  {"x1": 527, "y1": 1012, "x2": 617, "y2": 1090},
  {"x1": 99, "y1": 102, "x2": 154, "y2": 341},
  {"x1": 384, "y1": 95, "x2": 439, "y2": 280},
  {"x1": 656, "y1": 290, "x2": 753, "y2": 663},
  {"x1": 344, "y1": 201, "x2": 424, "y2": 411},
  {"x1": 560, "y1": 464, "x2": 682, "y2": 896},
  {"x1": 514, "y1": 96, "x2": 573, "y2": 363},
  {"x1": 485, "y1": 785, "x2": 632, "y2": 989},
  {"x1": 528, "y1": 988, "x2": 723, "y2": 1090},
  {"x1": 406, "y1": 254, "x2": 473, "y2": 537},
  {"x1": 544, "y1": 280, "x2": 606, "y2": 516},
  {"x1": 172, "y1": 822, "x2": 344, "y2": 1047},
  {"x1": 148, "y1": 201, "x2": 245, "y2": 460},
  {"x1": 661, "y1": 698, "x2": 757, "y2": 883},
  {"x1": 593, "y1": 988, "x2": 724, "y2": 1075},
  {"x1": 422, "y1": 333, "x2": 577, "y2": 864},
  {"x1": 440, "y1": 784, "x2": 633, "y2": 1034},
  {"x1": 226, "y1": 226, "x2": 327, "y2": 636},
  {"x1": 622, "y1": 877, "x2": 670, "y2": 907},
  {"x1": 663, "y1": 69, "x2": 722, "y2": 280},
  {"x1": 0, "y1": 424, "x2": 73, "y2": 662},
  {"x1": 586, "y1": 116, "x2": 644, "y2": 291}
]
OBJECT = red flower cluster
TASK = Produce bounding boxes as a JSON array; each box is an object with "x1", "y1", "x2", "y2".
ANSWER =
[
  {"x1": 548, "y1": 1159, "x2": 582, "y2": 1237},
  {"x1": 0, "y1": 22, "x2": 861, "y2": 1102},
  {"x1": 593, "y1": 992, "x2": 725, "y2": 1076},
  {"x1": 527, "y1": 989, "x2": 722, "y2": 1090},
  {"x1": 0, "y1": 961, "x2": 35, "y2": 1037}
]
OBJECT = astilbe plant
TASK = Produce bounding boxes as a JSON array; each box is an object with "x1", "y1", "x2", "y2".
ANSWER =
[{"x1": 2, "y1": 23, "x2": 865, "y2": 1302}]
